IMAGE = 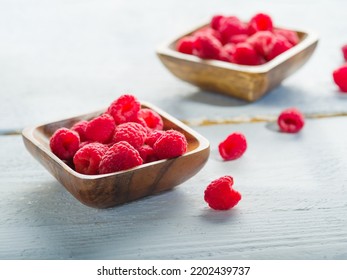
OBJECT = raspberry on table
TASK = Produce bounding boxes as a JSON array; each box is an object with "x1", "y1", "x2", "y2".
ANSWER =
[
  {"x1": 343, "y1": 44, "x2": 347, "y2": 61},
  {"x1": 218, "y1": 132, "x2": 247, "y2": 161},
  {"x1": 99, "y1": 141, "x2": 143, "y2": 174},
  {"x1": 333, "y1": 64, "x2": 347, "y2": 92},
  {"x1": 233, "y1": 42, "x2": 265, "y2": 66},
  {"x1": 204, "y1": 176, "x2": 242, "y2": 210},
  {"x1": 137, "y1": 108, "x2": 164, "y2": 131},
  {"x1": 73, "y1": 143, "x2": 108, "y2": 175},
  {"x1": 277, "y1": 108, "x2": 305, "y2": 133},
  {"x1": 145, "y1": 130, "x2": 165, "y2": 147},
  {"x1": 49, "y1": 128, "x2": 80, "y2": 160},
  {"x1": 176, "y1": 36, "x2": 196, "y2": 55},
  {"x1": 153, "y1": 129, "x2": 188, "y2": 160},
  {"x1": 113, "y1": 122, "x2": 147, "y2": 149},
  {"x1": 248, "y1": 13, "x2": 273, "y2": 35},
  {"x1": 107, "y1": 94, "x2": 141, "y2": 124},
  {"x1": 85, "y1": 114, "x2": 115, "y2": 144},
  {"x1": 71, "y1": 120, "x2": 88, "y2": 142}
]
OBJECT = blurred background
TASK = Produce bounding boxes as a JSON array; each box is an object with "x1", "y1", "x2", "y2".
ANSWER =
[{"x1": 0, "y1": 0, "x2": 345, "y2": 130}]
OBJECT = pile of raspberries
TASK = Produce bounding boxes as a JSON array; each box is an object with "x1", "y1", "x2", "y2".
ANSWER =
[
  {"x1": 49, "y1": 94, "x2": 188, "y2": 175},
  {"x1": 176, "y1": 13, "x2": 299, "y2": 66}
]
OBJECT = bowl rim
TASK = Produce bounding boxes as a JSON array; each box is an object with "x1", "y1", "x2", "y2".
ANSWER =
[
  {"x1": 22, "y1": 101, "x2": 210, "y2": 181},
  {"x1": 156, "y1": 22, "x2": 319, "y2": 74}
]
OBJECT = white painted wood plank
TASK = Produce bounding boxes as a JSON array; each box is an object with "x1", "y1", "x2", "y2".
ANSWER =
[{"x1": 1, "y1": 117, "x2": 346, "y2": 259}]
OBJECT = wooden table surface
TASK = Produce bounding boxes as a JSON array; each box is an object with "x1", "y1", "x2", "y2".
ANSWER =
[{"x1": 1, "y1": 0, "x2": 346, "y2": 260}]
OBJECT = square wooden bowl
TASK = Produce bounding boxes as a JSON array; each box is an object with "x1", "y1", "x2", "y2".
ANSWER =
[
  {"x1": 22, "y1": 102, "x2": 210, "y2": 209},
  {"x1": 157, "y1": 23, "x2": 318, "y2": 101}
]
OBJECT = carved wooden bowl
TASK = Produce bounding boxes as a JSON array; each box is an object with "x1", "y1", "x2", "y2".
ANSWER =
[
  {"x1": 22, "y1": 102, "x2": 210, "y2": 208},
  {"x1": 157, "y1": 23, "x2": 318, "y2": 102}
]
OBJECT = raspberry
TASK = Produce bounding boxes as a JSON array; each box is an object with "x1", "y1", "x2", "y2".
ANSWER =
[
  {"x1": 274, "y1": 29, "x2": 299, "y2": 46},
  {"x1": 145, "y1": 130, "x2": 165, "y2": 147},
  {"x1": 137, "y1": 108, "x2": 164, "y2": 131},
  {"x1": 107, "y1": 94, "x2": 141, "y2": 124},
  {"x1": 113, "y1": 122, "x2": 147, "y2": 149},
  {"x1": 49, "y1": 128, "x2": 80, "y2": 160},
  {"x1": 193, "y1": 27, "x2": 222, "y2": 43},
  {"x1": 247, "y1": 31, "x2": 275, "y2": 58},
  {"x1": 138, "y1": 144, "x2": 157, "y2": 163},
  {"x1": 233, "y1": 42, "x2": 265, "y2": 65},
  {"x1": 218, "y1": 132, "x2": 247, "y2": 160},
  {"x1": 277, "y1": 108, "x2": 305, "y2": 133},
  {"x1": 176, "y1": 36, "x2": 196, "y2": 55},
  {"x1": 248, "y1": 13, "x2": 273, "y2": 35},
  {"x1": 211, "y1": 14, "x2": 225, "y2": 30},
  {"x1": 204, "y1": 176, "x2": 241, "y2": 210},
  {"x1": 266, "y1": 34, "x2": 292, "y2": 61},
  {"x1": 223, "y1": 43, "x2": 236, "y2": 58},
  {"x1": 71, "y1": 120, "x2": 88, "y2": 142},
  {"x1": 73, "y1": 143, "x2": 108, "y2": 175},
  {"x1": 153, "y1": 129, "x2": 188, "y2": 160},
  {"x1": 85, "y1": 114, "x2": 115, "y2": 144},
  {"x1": 228, "y1": 34, "x2": 248, "y2": 44},
  {"x1": 343, "y1": 44, "x2": 347, "y2": 61},
  {"x1": 99, "y1": 141, "x2": 143, "y2": 174},
  {"x1": 333, "y1": 64, "x2": 347, "y2": 92},
  {"x1": 193, "y1": 34, "x2": 224, "y2": 60},
  {"x1": 218, "y1": 16, "x2": 248, "y2": 45}
]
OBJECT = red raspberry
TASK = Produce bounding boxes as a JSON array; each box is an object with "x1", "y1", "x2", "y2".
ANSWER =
[
  {"x1": 85, "y1": 114, "x2": 115, "y2": 144},
  {"x1": 193, "y1": 27, "x2": 222, "y2": 43},
  {"x1": 145, "y1": 130, "x2": 165, "y2": 147},
  {"x1": 153, "y1": 129, "x2": 188, "y2": 160},
  {"x1": 333, "y1": 64, "x2": 347, "y2": 93},
  {"x1": 99, "y1": 141, "x2": 143, "y2": 174},
  {"x1": 204, "y1": 176, "x2": 241, "y2": 210},
  {"x1": 137, "y1": 108, "x2": 164, "y2": 131},
  {"x1": 71, "y1": 120, "x2": 88, "y2": 142},
  {"x1": 219, "y1": 16, "x2": 248, "y2": 44},
  {"x1": 138, "y1": 144, "x2": 157, "y2": 163},
  {"x1": 218, "y1": 132, "x2": 247, "y2": 160},
  {"x1": 277, "y1": 108, "x2": 305, "y2": 133},
  {"x1": 266, "y1": 34, "x2": 292, "y2": 61},
  {"x1": 73, "y1": 143, "x2": 108, "y2": 175},
  {"x1": 248, "y1": 13, "x2": 274, "y2": 35},
  {"x1": 228, "y1": 34, "x2": 248, "y2": 44},
  {"x1": 233, "y1": 42, "x2": 265, "y2": 65},
  {"x1": 176, "y1": 36, "x2": 196, "y2": 55},
  {"x1": 193, "y1": 34, "x2": 224, "y2": 60},
  {"x1": 223, "y1": 43, "x2": 236, "y2": 59},
  {"x1": 113, "y1": 122, "x2": 147, "y2": 149},
  {"x1": 343, "y1": 44, "x2": 347, "y2": 61},
  {"x1": 211, "y1": 14, "x2": 225, "y2": 30},
  {"x1": 107, "y1": 94, "x2": 141, "y2": 124},
  {"x1": 49, "y1": 128, "x2": 80, "y2": 160},
  {"x1": 247, "y1": 31, "x2": 275, "y2": 58},
  {"x1": 274, "y1": 29, "x2": 299, "y2": 46}
]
